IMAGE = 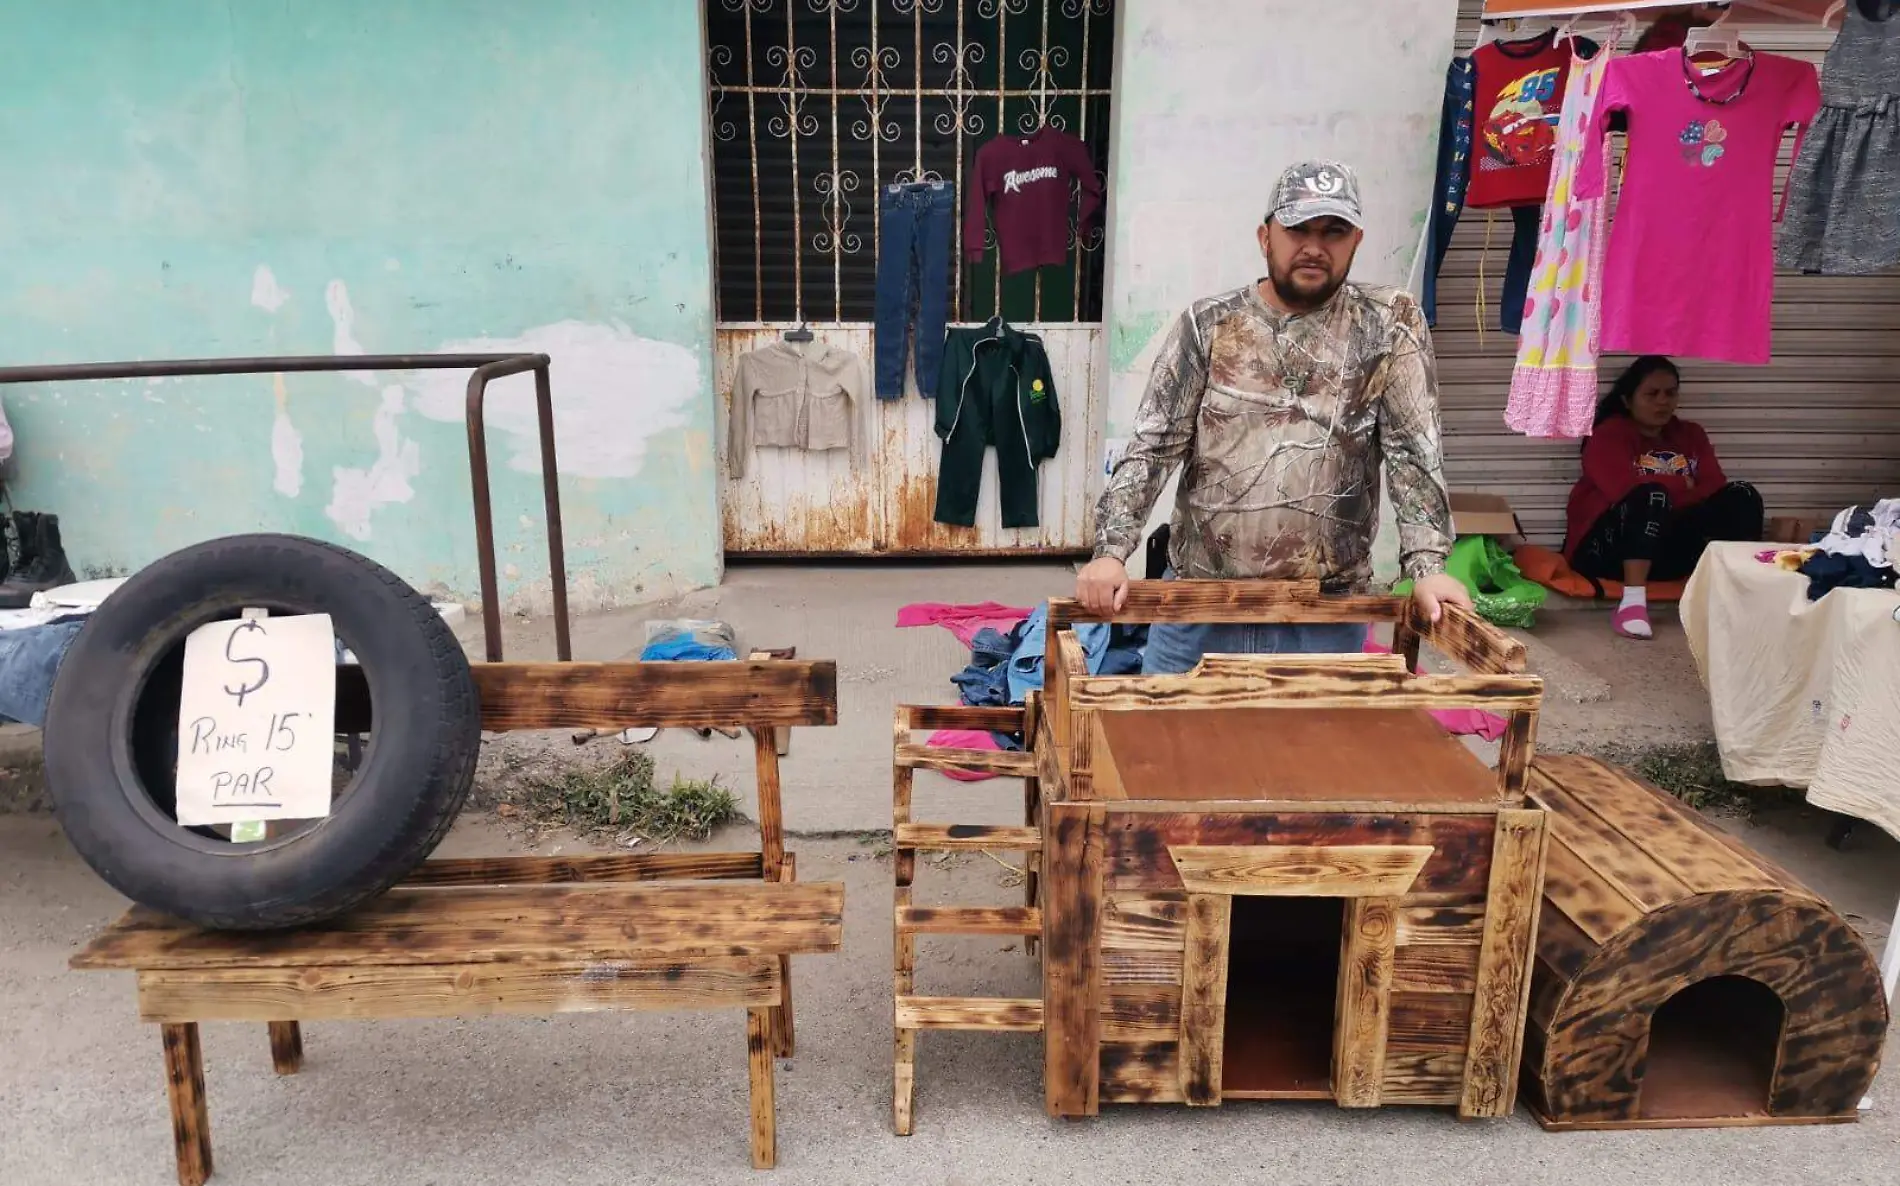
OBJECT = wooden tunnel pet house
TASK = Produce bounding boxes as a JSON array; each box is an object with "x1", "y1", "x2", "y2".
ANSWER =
[{"x1": 1522, "y1": 754, "x2": 1891, "y2": 1130}]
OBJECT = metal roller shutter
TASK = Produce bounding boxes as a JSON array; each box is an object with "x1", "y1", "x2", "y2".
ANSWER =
[{"x1": 1436, "y1": 1, "x2": 1900, "y2": 547}]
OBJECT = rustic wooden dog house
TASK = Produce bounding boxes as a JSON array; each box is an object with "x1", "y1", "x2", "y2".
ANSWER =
[
  {"x1": 892, "y1": 580, "x2": 1550, "y2": 1128},
  {"x1": 1521, "y1": 754, "x2": 1890, "y2": 1130}
]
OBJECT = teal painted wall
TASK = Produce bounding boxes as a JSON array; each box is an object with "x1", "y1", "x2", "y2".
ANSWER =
[{"x1": 0, "y1": 1, "x2": 722, "y2": 611}]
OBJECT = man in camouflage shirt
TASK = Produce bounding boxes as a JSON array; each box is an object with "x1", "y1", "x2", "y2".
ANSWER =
[{"x1": 1075, "y1": 160, "x2": 1470, "y2": 674}]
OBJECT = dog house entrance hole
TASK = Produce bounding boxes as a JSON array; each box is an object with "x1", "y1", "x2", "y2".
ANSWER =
[
  {"x1": 1221, "y1": 895, "x2": 1345, "y2": 1097},
  {"x1": 1639, "y1": 975, "x2": 1785, "y2": 1120}
]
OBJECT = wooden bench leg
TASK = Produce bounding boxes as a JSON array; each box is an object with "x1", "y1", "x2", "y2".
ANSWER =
[
  {"x1": 160, "y1": 1023, "x2": 212, "y2": 1186},
  {"x1": 773, "y1": 956, "x2": 796, "y2": 1059},
  {"x1": 746, "y1": 1007, "x2": 776, "y2": 1169},
  {"x1": 771, "y1": 853, "x2": 796, "y2": 1058},
  {"x1": 267, "y1": 1021, "x2": 303, "y2": 1075},
  {"x1": 894, "y1": 1027, "x2": 917, "y2": 1136}
]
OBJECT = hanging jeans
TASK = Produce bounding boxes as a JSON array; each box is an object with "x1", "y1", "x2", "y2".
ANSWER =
[
  {"x1": 1421, "y1": 56, "x2": 1476, "y2": 329},
  {"x1": 875, "y1": 181, "x2": 955, "y2": 399}
]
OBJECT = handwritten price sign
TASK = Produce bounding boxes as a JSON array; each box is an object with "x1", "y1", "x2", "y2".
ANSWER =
[{"x1": 173, "y1": 612, "x2": 338, "y2": 828}]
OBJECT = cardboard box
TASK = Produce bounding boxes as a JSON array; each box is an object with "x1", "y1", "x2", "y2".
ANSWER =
[{"x1": 1448, "y1": 492, "x2": 1522, "y2": 538}]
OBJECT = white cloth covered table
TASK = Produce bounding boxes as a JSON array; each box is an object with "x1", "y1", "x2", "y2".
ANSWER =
[{"x1": 1682, "y1": 540, "x2": 1900, "y2": 841}]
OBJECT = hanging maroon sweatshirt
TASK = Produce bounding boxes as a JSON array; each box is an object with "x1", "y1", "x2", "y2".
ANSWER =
[
  {"x1": 964, "y1": 128, "x2": 1103, "y2": 275},
  {"x1": 1565, "y1": 415, "x2": 1728, "y2": 559}
]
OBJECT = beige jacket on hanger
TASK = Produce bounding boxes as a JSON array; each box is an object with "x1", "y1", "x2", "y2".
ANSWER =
[{"x1": 727, "y1": 339, "x2": 866, "y2": 479}]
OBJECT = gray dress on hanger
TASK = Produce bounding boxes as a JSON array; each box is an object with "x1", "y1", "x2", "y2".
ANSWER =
[{"x1": 1777, "y1": 3, "x2": 1900, "y2": 274}]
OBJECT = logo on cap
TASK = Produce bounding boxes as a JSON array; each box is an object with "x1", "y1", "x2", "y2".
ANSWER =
[{"x1": 1307, "y1": 169, "x2": 1345, "y2": 196}]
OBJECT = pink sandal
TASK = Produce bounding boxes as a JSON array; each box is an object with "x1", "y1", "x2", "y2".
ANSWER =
[{"x1": 1612, "y1": 603, "x2": 1653, "y2": 640}]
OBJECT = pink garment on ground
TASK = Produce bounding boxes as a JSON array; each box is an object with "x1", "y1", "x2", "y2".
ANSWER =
[
  {"x1": 1507, "y1": 32, "x2": 1620, "y2": 439},
  {"x1": 1576, "y1": 49, "x2": 1820, "y2": 365},
  {"x1": 895, "y1": 601, "x2": 1034, "y2": 648},
  {"x1": 924, "y1": 729, "x2": 1008, "y2": 782},
  {"x1": 1362, "y1": 626, "x2": 1510, "y2": 742}
]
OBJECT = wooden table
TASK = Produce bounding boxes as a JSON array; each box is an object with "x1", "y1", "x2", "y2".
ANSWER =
[{"x1": 71, "y1": 860, "x2": 845, "y2": 1181}]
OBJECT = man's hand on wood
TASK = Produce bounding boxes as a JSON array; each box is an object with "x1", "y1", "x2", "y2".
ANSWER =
[
  {"x1": 1410, "y1": 571, "x2": 1472, "y2": 624},
  {"x1": 1075, "y1": 556, "x2": 1130, "y2": 615}
]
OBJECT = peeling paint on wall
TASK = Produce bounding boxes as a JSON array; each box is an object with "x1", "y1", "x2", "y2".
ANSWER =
[
  {"x1": 408, "y1": 320, "x2": 701, "y2": 481},
  {"x1": 325, "y1": 384, "x2": 419, "y2": 540},
  {"x1": 270, "y1": 373, "x2": 304, "y2": 498},
  {"x1": 251, "y1": 265, "x2": 289, "y2": 312},
  {"x1": 324, "y1": 279, "x2": 378, "y2": 387}
]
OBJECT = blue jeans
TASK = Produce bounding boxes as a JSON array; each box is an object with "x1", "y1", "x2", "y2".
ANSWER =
[
  {"x1": 1140, "y1": 620, "x2": 1368, "y2": 675},
  {"x1": 874, "y1": 181, "x2": 954, "y2": 399},
  {"x1": 1419, "y1": 53, "x2": 1545, "y2": 335}
]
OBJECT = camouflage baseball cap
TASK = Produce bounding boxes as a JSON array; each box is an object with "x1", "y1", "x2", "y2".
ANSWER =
[{"x1": 1267, "y1": 160, "x2": 1364, "y2": 229}]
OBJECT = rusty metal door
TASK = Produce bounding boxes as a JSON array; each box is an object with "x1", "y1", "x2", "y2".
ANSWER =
[
  {"x1": 705, "y1": 1, "x2": 1116, "y2": 557},
  {"x1": 716, "y1": 322, "x2": 1104, "y2": 555}
]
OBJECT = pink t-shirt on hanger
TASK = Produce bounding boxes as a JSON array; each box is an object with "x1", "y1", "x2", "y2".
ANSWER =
[{"x1": 1577, "y1": 48, "x2": 1819, "y2": 365}]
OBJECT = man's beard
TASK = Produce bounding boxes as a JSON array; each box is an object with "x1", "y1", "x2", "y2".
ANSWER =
[{"x1": 1267, "y1": 256, "x2": 1349, "y2": 311}]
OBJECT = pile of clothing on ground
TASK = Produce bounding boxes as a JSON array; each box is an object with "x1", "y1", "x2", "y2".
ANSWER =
[{"x1": 1757, "y1": 498, "x2": 1898, "y2": 600}]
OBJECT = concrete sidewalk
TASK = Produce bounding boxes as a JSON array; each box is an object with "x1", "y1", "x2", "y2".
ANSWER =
[{"x1": 2, "y1": 812, "x2": 1894, "y2": 1186}]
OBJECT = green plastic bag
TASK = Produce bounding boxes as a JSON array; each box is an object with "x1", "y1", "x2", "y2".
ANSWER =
[{"x1": 1393, "y1": 535, "x2": 1547, "y2": 630}]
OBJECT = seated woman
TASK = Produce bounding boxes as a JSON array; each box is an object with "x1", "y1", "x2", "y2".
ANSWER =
[{"x1": 1564, "y1": 355, "x2": 1763, "y2": 640}]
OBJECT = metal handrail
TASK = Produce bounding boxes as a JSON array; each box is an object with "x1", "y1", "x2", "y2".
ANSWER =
[{"x1": 0, "y1": 353, "x2": 570, "y2": 662}]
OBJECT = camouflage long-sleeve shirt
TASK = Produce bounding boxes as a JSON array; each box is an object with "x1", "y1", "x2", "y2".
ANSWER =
[{"x1": 1094, "y1": 280, "x2": 1454, "y2": 590}]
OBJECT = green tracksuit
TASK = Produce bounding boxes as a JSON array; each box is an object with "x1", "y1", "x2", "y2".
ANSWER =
[{"x1": 932, "y1": 320, "x2": 1062, "y2": 528}]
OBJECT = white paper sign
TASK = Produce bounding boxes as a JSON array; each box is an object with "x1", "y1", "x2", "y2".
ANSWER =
[{"x1": 174, "y1": 612, "x2": 338, "y2": 827}]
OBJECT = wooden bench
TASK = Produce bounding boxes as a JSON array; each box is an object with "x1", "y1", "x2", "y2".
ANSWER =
[{"x1": 72, "y1": 655, "x2": 842, "y2": 1181}]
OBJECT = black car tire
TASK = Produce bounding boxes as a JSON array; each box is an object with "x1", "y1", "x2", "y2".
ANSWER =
[{"x1": 43, "y1": 533, "x2": 480, "y2": 930}]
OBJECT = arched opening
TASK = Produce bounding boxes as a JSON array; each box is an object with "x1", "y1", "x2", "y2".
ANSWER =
[{"x1": 1639, "y1": 975, "x2": 1787, "y2": 1120}]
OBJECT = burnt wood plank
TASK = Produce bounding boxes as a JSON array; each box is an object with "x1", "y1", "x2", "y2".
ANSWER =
[
  {"x1": 1333, "y1": 896, "x2": 1399, "y2": 1108},
  {"x1": 892, "y1": 824, "x2": 1042, "y2": 852},
  {"x1": 1531, "y1": 755, "x2": 1789, "y2": 894},
  {"x1": 1178, "y1": 893, "x2": 1231, "y2": 1106},
  {"x1": 1391, "y1": 944, "x2": 1482, "y2": 994},
  {"x1": 1098, "y1": 1041, "x2": 1184, "y2": 1104},
  {"x1": 1101, "y1": 984, "x2": 1181, "y2": 1042},
  {"x1": 1046, "y1": 580, "x2": 1404, "y2": 626},
  {"x1": 1381, "y1": 1050, "x2": 1466, "y2": 1104},
  {"x1": 894, "y1": 996, "x2": 1044, "y2": 1032},
  {"x1": 898, "y1": 704, "x2": 1028, "y2": 732},
  {"x1": 137, "y1": 957, "x2": 782, "y2": 1022},
  {"x1": 1414, "y1": 600, "x2": 1528, "y2": 674},
  {"x1": 472, "y1": 660, "x2": 838, "y2": 731},
  {"x1": 402, "y1": 852, "x2": 765, "y2": 887},
  {"x1": 1460, "y1": 808, "x2": 1548, "y2": 1119},
  {"x1": 1069, "y1": 669, "x2": 1543, "y2": 713},
  {"x1": 1103, "y1": 813, "x2": 1495, "y2": 896},
  {"x1": 161, "y1": 1023, "x2": 212, "y2": 1186},
  {"x1": 895, "y1": 906, "x2": 1041, "y2": 936},
  {"x1": 894, "y1": 744, "x2": 1038, "y2": 777},
  {"x1": 1387, "y1": 991, "x2": 1476, "y2": 1051},
  {"x1": 1396, "y1": 898, "x2": 1489, "y2": 945},
  {"x1": 266, "y1": 1021, "x2": 302, "y2": 1075},
  {"x1": 1042, "y1": 802, "x2": 1106, "y2": 1117},
  {"x1": 1170, "y1": 844, "x2": 1434, "y2": 898},
  {"x1": 1100, "y1": 893, "x2": 1188, "y2": 951},
  {"x1": 72, "y1": 882, "x2": 845, "y2": 969},
  {"x1": 1530, "y1": 771, "x2": 1691, "y2": 911}
]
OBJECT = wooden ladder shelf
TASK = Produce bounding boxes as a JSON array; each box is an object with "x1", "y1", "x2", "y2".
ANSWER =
[{"x1": 891, "y1": 701, "x2": 1047, "y2": 1136}]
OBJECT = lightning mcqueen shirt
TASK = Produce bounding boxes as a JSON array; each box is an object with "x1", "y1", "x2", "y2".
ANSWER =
[
  {"x1": 964, "y1": 128, "x2": 1104, "y2": 275},
  {"x1": 1467, "y1": 29, "x2": 1575, "y2": 208}
]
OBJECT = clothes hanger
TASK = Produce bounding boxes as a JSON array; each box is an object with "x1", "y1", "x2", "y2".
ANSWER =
[
  {"x1": 1682, "y1": 8, "x2": 1748, "y2": 69},
  {"x1": 783, "y1": 319, "x2": 814, "y2": 343}
]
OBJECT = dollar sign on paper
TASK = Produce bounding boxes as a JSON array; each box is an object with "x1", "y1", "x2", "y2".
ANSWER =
[{"x1": 223, "y1": 620, "x2": 271, "y2": 707}]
